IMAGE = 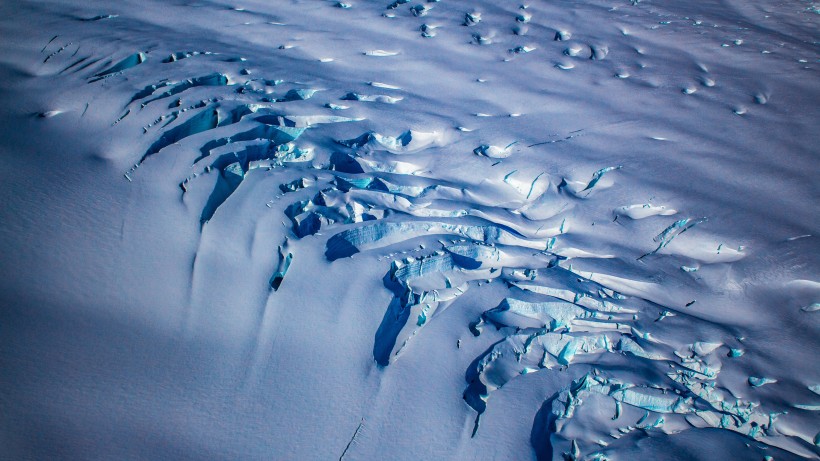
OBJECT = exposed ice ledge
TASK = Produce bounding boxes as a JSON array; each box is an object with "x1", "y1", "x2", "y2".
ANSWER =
[
  {"x1": 559, "y1": 166, "x2": 622, "y2": 197},
  {"x1": 639, "y1": 217, "x2": 708, "y2": 260}
]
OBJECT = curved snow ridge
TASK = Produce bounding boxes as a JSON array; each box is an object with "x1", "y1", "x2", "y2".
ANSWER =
[
  {"x1": 340, "y1": 92, "x2": 403, "y2": 104},
  {"x1": 363, "y1": 49, "x2": 400, "y2": 57},
  {"x1": 163, "y1": 50, "x2": 216, "y2": 63},
  {"x1": 336, "y1": 130, "x2": 447, "y2": 153},
  {"x1": 559, "y1": 165, "x2": 623, "y2": 197},
  {"x1": 471, "y1": 297, "x2": 632, "y2": 334},
  {"x1": 280, "y1": 163, "x2": 566, "y2": 243},
  {"x1": 325, "y1": 221, "x2": 548, "y2": 261},
  {"x1": 614, "y1": 203, "x2": 677, "y2": 220},
  {"x1": 473, "y1": 142, "x2": 517, "y2": 159},
  {"x1": 256, "y1": 114, "x2": 363, "y2": 128}
]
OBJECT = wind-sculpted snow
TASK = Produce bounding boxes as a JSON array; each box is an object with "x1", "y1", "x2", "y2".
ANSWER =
[{"x1": 6, "y1": 1, "x2": 818, "y2": 460}]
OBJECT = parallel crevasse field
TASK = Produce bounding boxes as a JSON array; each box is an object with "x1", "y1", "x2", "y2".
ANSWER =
[{"x1": 0, "y1": 1, "x2": 818, "y2": 460}]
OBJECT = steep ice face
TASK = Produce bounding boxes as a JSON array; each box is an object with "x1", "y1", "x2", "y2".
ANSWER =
[
  {"x1": 140, "y1": 106, "x2": 220, "y2": 167},
  {"x1": 91, "y1": 51, "x2": 146, "y2": 80}
]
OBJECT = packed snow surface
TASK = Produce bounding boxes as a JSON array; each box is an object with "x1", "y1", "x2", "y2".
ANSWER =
[{"x1": 0, "y1": 0, "x2": 818, "y2": 460}]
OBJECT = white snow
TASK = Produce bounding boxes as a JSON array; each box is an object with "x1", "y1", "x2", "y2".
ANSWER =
[{"x1": 0, "y1": 0, "x2": 818, "y2": 460}]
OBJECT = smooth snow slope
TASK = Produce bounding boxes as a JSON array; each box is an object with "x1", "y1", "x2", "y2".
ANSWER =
[{"x1": 0, "y1": 0, "x2": 818, "y2": 460}]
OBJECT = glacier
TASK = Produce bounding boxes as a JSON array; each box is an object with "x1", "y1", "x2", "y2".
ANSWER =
[{"x1": 0, "y1": 0, "x2": 818, "y2": 460}]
